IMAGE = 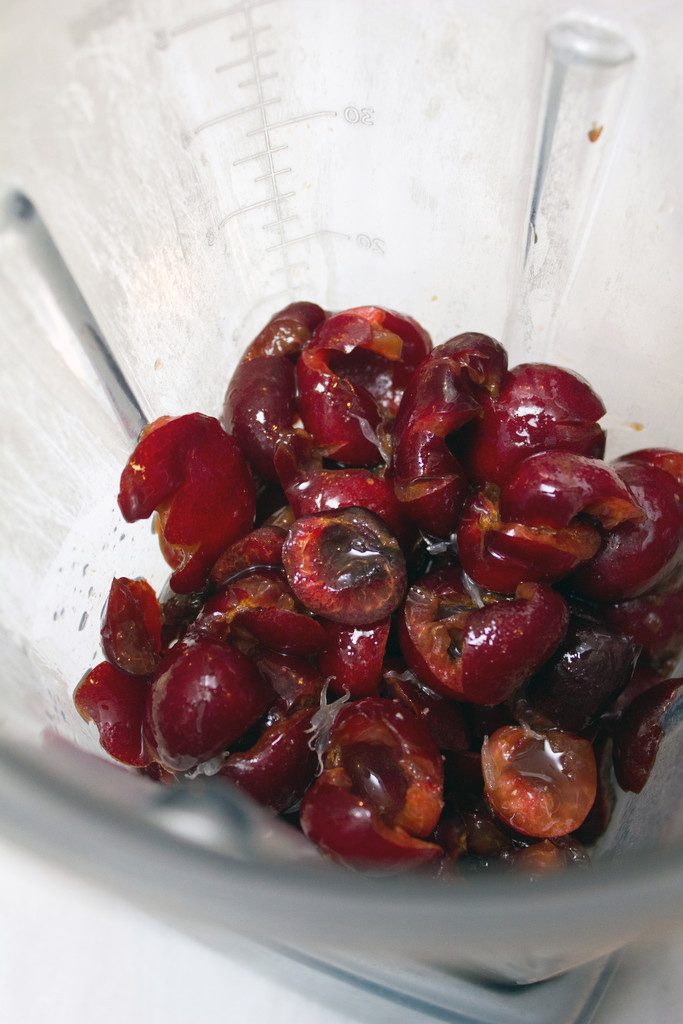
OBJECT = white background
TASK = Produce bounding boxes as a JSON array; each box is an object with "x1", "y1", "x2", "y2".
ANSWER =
[{"x1": 0, "y1": 836, "x2": 681, "y2": 1024}]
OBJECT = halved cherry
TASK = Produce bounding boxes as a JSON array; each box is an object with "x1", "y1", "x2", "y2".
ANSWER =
[
  {"x1": 210, "y1": 526, "x2": 286, "y2": 588},
  {"x1": 300, "y1": 697, "x2": 444, "y2": 869},
  {"x1": 297, "y1": 310, "x2": 405, "y2": 464},
  {"x1": 617, "y1": 448, "x2": 683, "y2": 487},
  {"x1": 319, "y1": 619, "x2": 390, "y2": 697},
  {"x1": 482, "y1": 725, "x2": 597, "y2": 838},
  {"x1": 220, "y1": 708, "x2": 318, "y2": 812},
  {"x1": 575, "y1": 734, "x2": 615, "y2": 845},
  {"x1": 601, "y1": 578, "x2": 683, "y2": 667},
  {"x1": 391, "y1": 334, "x2": 506, "y2": 537},
  {"x1": 252, "y1": 650, "x2": 324, "y2": 723},
  {"x1": 101, "y1": 577, "x2": 162, "y2": 675},
  {"x1": 571, "y1": 460, "x2": 683, "y2": 601},
  {"x1": 74, "y1": 662, "x2": 150, "y2": 768},
  {"x1": 146, "y1": 639, "x2": 274, "y2": 771},
  {"x1": 458, "y1": 363, "x2": 606, "y2": 486},
  {"x1": 118, "y1": 413, "x2": 255, "y2": 593},
  {"x1": 612, "y1": 677, "x2": 683, "y2": 793},
  {"x1": 282, "y1": 507, "x2": 407, "y2": 625},
  {"x1": 499, "y1": 452, "x2": 643, "y2": 530},
  {"x1": 399, "y1": 567, "x2": 568, "y2": 705},
  {"x1": 457, "y1": 487, "x2": 600, "y2": 593},
  {"x1": 382, "y1": 664, "x2": 469, "y2": 752}
]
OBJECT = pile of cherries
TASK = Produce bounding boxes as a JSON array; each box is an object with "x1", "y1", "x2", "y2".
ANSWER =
[{"x1": 74, "y1": 302, "x2": 683, "y2": 875}]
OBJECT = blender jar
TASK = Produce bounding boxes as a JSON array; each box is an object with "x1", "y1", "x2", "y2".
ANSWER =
[{"x1": 0, "y1": 0, "x2": 682, "y2": 1019}]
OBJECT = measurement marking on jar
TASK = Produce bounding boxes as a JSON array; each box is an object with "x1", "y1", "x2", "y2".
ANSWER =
[
  {"x1": 263, "y1": 215, "x2": 297, "y2": 229},
  {"x1": 217, "y1": 191, "x2": 296, "y2": 229},
  {"x1": 238, "y1": 72, "x2": 278, "y2": 88},
  {"x1": 215, "y1": 51, "x2": 274, "y2": 74},
  {"x1": 265, "y1": 229, "x2": 351, "y2": 253},
  {"x1": 356, "y1": 234, "x2": 386, "y2": 254},
  {"x1": 343, "y1": 106, "x2": 375, "y2": 125},
  {"x1": 246, "y1": 110, "x2": 337, "y2": 136},
  {"x1": 231, "y1": 23, "x2": 270, "y2": 41},
  {"x1": 233, "y1": 144, "x2": 288, "y2": 166},
  {"x1": 254, "y1": 167, "x2": 291, "y2": 182},
  {"x1": 167, "y1": 0, "x2": 275, "y2": 40},
  {"x1": 193, "y1": 96, "x2": 280, "y2": 135}
]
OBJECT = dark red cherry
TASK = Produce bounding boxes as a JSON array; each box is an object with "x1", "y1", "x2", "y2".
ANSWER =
[
  {"x1": 101, "y1": 577, "x2": 162, "y2": 676},
  {"x1": 220, "y1": 708, "x2": 317, "y2": 812},
  {"x1": 525, "y1": 618, "x2": 639, "y2": 732},
  {"x1": 612, "y1": 677, "x2": 683, "y2": 793},
  {"x1": 209, "y1": 526, "x2": 286, "y2": 588},
  {"x1": 319, "y1": 619, "x2": 390, "y2": 697},
  {"x1": 282, "y1": 507, "x2": 407, "y2": 625},
  {"x1": 74, "y1": 662, "x2": 150, "y2": 767},
  {"x1": 601, "y1": 577, "x2": 683, "y2": 667},
  {"x1": 482, "y1": 725, "x2": 597, "y2": 838},
  {"x1": 146, "y1": 639, "x2": 274, "y2": 771},
  {"x1": 382, "y1": 664, "x2": 469, "y2": 752},
  {"x1": 399, "y1": 567, "x2": 568, "y2": 705},
  {"x1": 571, "y1": 460, "x2": 683, "y2": 601},
  {"x1": 118, "y1": 414, "x2": 255, "y2": 593},
  {"x1": 459, "y1": 363, "x2": 606, "y2": 486},
  {"x1": 252, "y1": 650, "x2": 323, "y2": 723},
  {"x1": 300, "y1": 697, "x2": 444, "y2": 868}
]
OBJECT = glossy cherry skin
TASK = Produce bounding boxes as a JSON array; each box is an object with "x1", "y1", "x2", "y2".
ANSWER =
[
  {"x1": 575, "y1": 734, "x2": 614, "y2": 845},
  {"x1": 118, "y1": 414, "x2": 255, "y2": 593},
  {"x1": 399, "y1": 567, "x2": 568, "y2": 705},
  {"x1": 601, "y1": 578, "x2": 683, "y2": 667},
  {"x1": 101, "y1": 577, "x2": 162, "y2": 675},
  {"x1": 253, "y1": 650, "x2": 323, "y2": 723},
  {"x1": 274, "y1": 432, "x2": 410, "y2": 544},
  {"x1": 192, "y1": 569, "x2": 326, "y2": 656},
  {"x1": 571, "y1": 460, "x2": 683, "y2": 601},
  {"x1": 319, "y1": 619, "x2": 390, "y2": 697},
  {"x1": 458, "y1": 486, "x2": 601, "y2": 593},
  {"x1": 458, "y1": 363, "x2": 606, "y2": 487},
  {"x1": 74, "y1": 662, "x2": 150, "y2": 767},
  {"x1": 297, "y1": 310, "x2": 404, "y2": 465},
  {"x1": 512, "y1": 839, "x2": 588, "y2": 876},
  {"x1": 220, "y1": 708, "x2": 317, "y2": 812},
  {"x1": 612, "y1": 677, "x2": 683, "y2": 793},
  {"x1": 525, "y1": 618, "x2": 639, "y2": 732},
  {"x1": 618, "y1": 448, "x2": 683, "y2": 486},
  {"x1": 391, "y1": 333, "x2": 507, "y2": 537},
  {"x1": 209, "y1": 527, "x2": 286, "y2": 588},
  {"x1": 499, "y1": 452, "x2": 643, "y2": 530},
  {"x1": 282, "y1": 507, "x2": 407, "y2": 625},
  {"x1": 482, "y1": 725, "x2": 597, "y2": 838},
  {"x1": 382, "y1": 664, "x2": 470, "y2": 752},
  {"x1": 145, "y1": 639, "x2": 274, "y2": 771},
  {"x1": 300, "y1": 698, "x2": 444, "y2": 868}
]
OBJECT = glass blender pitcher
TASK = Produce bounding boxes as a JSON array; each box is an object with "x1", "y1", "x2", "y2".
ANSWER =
[{"x1": 0, "y1": 2, "x2": 681, "y2": 1021}]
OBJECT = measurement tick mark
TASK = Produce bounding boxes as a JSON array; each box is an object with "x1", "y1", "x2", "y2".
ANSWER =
[
  {"x1": 215, "y1": 50, "x2": 275, "y2": 73},
  {"x1": 194, "y1": 97, "x2": 280, "y2": 135},
  {"x1": 263, "y1": 216, "x2": 297, "y2": 229},
  {"x1": 254, "y1": 167, "x2": 291, "y2": 182},
  {"x1": 246, "y1": 110, "x2": 337, "y2": 136},
  {"x1": 238, "y1": 72, "x2": 278, "y2": 88},
  {"x1": 265, "y1": 229, "x2": 350, "y2": 253},
  {"x1": 168, "y1": 0, "x2": 275, "y2": 39},
  {"x1": 233, "y1": 144, "x2": 288, "y2": 166},
  {"x1": 217, "y1": 191, "x2": 296, "y2": 230}
]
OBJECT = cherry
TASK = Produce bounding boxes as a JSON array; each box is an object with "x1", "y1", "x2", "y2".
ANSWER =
[
  {"x1": 101, "y1": 577, "x2": 162, "y2": 676},
  {"x1": 145, "y1": 639, "x2": 274, "y2": 771},
  {"x1": 274, "y1": 432, "x2": 410, "y2": 544},
  {"x1": 382, "y1": 664, "x2": 469, "y2": 752},
  {"x1": 209, "y1": 526, "x2": 286, "y2": 588},
  {"x1": 297, "y1": 310, "x2": 404, "y2": 465},
  {"x1": 399, "y1": 567, "x2": 568, "y2": 705},
  {"x1": 601, "y1": 577, "x2": 683, "y2": 667},
  {"x1": 191, "y1": 569, "x2": 326, "y2": 656},
  {"x1": 525, "y1": 618, "x2": 639, "y2": 732},
  {"x1": 391, "y1": 333, "x2": 507, "y2": 537},
  {"x1": 617, "y1": 448, "x2": 683, "y2": 486},
  {"x1": 300, "y1": 698, "x2": 443, "y2": 868},
  {"x1": 319, "y1": 619, "x2": 390, "y2": 698},
  {"x1": 458, "y1": 486, "x2": 601, "y2": 593},
  {"x1": 482, "y1": 725, "x2": 597, "y2": 838},
  {"x1": 282, "y1": 507, "x2": 407, "y2": 624},
  {"x1": 499, "y1": 452, "x2": 643, "y2": 530},
  {"x1": 612, "y1": 677, "x2": 683, "y2": 793},
  {"x1": 512, "y1": 839, "x2": 588, "y2": 875},
  {"x1": 458, "y1": 363, "x2": 606, "y2": 486},
  {"x1": 74, "y1": 662, "x2": 150, "y2": 767},
  {"x1": 252, "y1": 650, "x2": 323, "y2": 723},
  {"x1": 220, "y1": 708, "x2": 318, "y2": 812},
  {"x1": 574, "y1": 734, "x2": 614, "y2": 845},
  {"x1": 571, "y1": 459, "x2": 683, "y2": 601},
  {"x1": 118, "y1": 414, "x2": 255, "y2": 593}
]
